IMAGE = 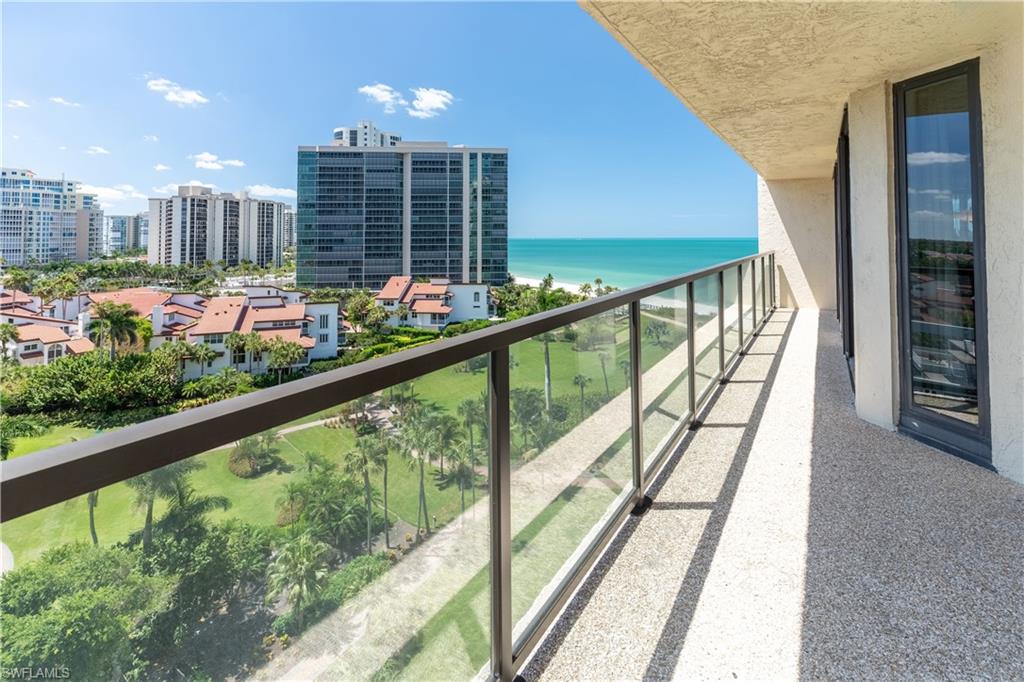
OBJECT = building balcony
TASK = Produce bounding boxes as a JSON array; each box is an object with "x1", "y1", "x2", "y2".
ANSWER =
[{"x1": 1, "y1": 253, "x2": 1020, "y2": 680}]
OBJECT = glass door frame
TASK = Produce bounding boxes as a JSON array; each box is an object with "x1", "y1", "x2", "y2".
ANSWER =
[
  {"x1": 893, "y1": 58, "x2": 992, "y2": 467},
  {"x1": 834, "y1": 107, "x2": 855, "y2": 388}
]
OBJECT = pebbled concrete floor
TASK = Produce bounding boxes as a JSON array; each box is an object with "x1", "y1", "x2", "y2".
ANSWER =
[{"x1": 523, "y1": 309, "x2": 1024, "y2": 681}]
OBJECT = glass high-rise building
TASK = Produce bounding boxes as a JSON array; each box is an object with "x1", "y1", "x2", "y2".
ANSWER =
[{"x1": 296, "y1": 123, "x2": 508, "y2": 290}]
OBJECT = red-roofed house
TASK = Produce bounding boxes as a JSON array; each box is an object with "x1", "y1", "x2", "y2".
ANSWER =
[
  {"x1": 4, "y1": 323, "x2": 95, "y2": 366},
  {"x1": 373, "y1": 276, "x2": 492, "y2": 330}
]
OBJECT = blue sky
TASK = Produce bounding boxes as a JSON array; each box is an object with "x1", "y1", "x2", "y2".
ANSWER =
[{"x1": 2, "y1": 2, "x2": 756, "y2": 238}]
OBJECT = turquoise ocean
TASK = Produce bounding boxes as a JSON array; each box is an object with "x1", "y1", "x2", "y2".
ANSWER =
[{"x1": 508, "y1": 237, "x2": 758, "y2": 290}]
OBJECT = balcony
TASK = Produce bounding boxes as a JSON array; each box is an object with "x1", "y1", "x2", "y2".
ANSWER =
[{"x1": 2, "y1": 252, "x2": 1021, "y2": 681}]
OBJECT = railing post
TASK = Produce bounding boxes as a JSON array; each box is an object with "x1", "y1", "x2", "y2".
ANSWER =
[
  {"x1": 771, "y1": 254, "x2": 777, "y2": 309},
  {"x1": 628, "y1": 301, "x2": 649, "y2": 514},
  {"x1": 717, "y1": 270, "x2": 725, "y2": 379},
  {"x1": 761, "y1": 256, "x2": 767, "y2": 320},
  {"x1": 750, "y1": 260, "x2": 758, "y2": 332},
  {"x1": 686, "y1": 281, "x2": 697, "y2": 427},
  {"x1": 488, "y1": 348, "x2": 512, "y2": 682},
  {"x1": 737, "y1": 266, "x2": 745, "y2": 353}
]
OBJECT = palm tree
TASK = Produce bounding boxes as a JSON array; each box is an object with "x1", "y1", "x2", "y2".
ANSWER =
[
  {"x1": 124, "y1": 459, "x2": 200, "y2": 554},
  {"x1": 578, "y1": 282, "x2": 593, "y2": 298},
  {"x1": 267, "y1": 532, "x2": 330, "y2": 631},
  {"x1": 370, "y1": 432, "x2": 393, "y2": 548},
  {"x1": 618, "y1": 357, "x2": 631, "y2": 385},
  {"x1": 0, "y1": 323, "x2": 18, "y2": 362},
  {"x1": 537, "y1": 332, "x2": 556, "y2": 412},
  {"x1": 225, "y1": 331, "x2": 246, "y2": 368},
  {"x1": 573, "y1": 374, "x2": 592, "y2": 418},
  {"x1": 441, "y1": 441, "x2": 477, "y2": 514},
  {"x1": 159, "y1": 340, "x2": 194, "y2": 379},
  {"x1": 268, "y1": 338, "x2": 305, "y2": 384},
  {"x1": 431, "y1": 413, "x2": 460, "y2": 475},
  {"x1": 191, "y1": 343, "x2": 217, "y2": 376},
  {"x1": 87, "y1": 490, "x2": 100, "y2": 546},
  {"x1": 394, "y1": 408, "x2": 432, "y2": 536},
  {"x1": 88, "y1": 301, "x2": 139, "y2": 360},
  {"x1": 244, "y1": 332, "x2": 265, "y2": 373},
  {"x1": 278, "y1": 480, "x2": 305, "y2": 523},
  {"x1": 457, "y1": 397, "x2": 485, "y2": 454},
  {"x1": 342, "y1": 436, "x2": 386, "y2": 555},
  {"x1": 510, "y1": 387, "x2": 544, "y2": 450},
  {"x1": 1, "y1": 267, "x2": 34, "y2": 293},
  {"x1": 598, "y1": 351, "x2": 612, "y2": 397}
]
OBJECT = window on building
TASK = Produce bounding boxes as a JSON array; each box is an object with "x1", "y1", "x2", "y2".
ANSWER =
[
  {"x1": 23, "y1": 343, "x2": 37, "y2": 351},
  {"x1": 232, "y1": 349, "x2": 245, "y2": 365},
  {"x1": 206, "y1": 333, "x2": 224, "y2": 344},
  {"x1": 319, "y1": 314, "x2": 329, "y2": 329},
  {"x1": 318, "y1": 333, "x2": 328, "y2": 343},
  {"x1": 253, "y1": 351, "x2": 263, "y2": 363},
  {"x1": 473, "y1": 291, "x2": 480, "y2": 303}
]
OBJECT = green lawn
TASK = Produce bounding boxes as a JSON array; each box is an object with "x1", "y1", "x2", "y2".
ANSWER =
[{"x1": 8, "y1": 423, "x2": 100, "y2": 458}]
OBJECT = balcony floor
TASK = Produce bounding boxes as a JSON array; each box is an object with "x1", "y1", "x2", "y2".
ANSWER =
[{"x1": 525, "y1": 309, "x2": 1024, "y2": 681}]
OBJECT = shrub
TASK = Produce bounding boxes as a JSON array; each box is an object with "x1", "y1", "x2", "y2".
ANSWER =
[{"x1": 442, "y1": 319, "x2": 493, "y2": 337}]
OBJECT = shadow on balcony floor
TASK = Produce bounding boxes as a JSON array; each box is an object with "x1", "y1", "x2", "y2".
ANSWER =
[{"x1": 523, "y1": 309, "x2": 1024, "y2": 681}]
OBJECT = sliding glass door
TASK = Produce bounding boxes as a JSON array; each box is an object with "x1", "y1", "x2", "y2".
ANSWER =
[
  {"x1": 834, "y1": 107, "x2": 854, "y2": 384},
  {"x1": 894, "y1": 59, "x2": 990, "y2": 465}
]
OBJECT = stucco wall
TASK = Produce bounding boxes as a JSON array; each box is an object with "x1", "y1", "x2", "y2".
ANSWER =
[
  {"x1": 979, "y1": 27, "x2": 1024, "y2": 482},
  {"x1": 757, "y1": 177, "x2": 836, "y2": 310},
  {"x1": 848, "y1": 82, "x2": 899, "y2": 431}
]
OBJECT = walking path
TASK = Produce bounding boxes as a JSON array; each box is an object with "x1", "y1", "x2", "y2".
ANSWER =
[{"x1": 257, "y1": 301, "x2": 743, "y2": 681}]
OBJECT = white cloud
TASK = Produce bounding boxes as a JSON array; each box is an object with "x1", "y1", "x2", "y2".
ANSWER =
[
  {"x1": 246, "y1": 184, "x2": 297, "y2": 200},
  {"x1": 407, "y1": 87, "x2": 454, "y2": 119},
  {"x1": 80, "y1": 183, "x2": 147, "y2": 208},
  {"x1": 85, "y1": 145, "x2": 111, "y2": 155},
  {"x1": 358, "y1": 83, "x2": 408, "y2": 114},
  {"x1": 190, "y1": 151, "x2": 244, "y2": 170},
  {"x1": 153, "y1": 163, "x2": 171, "y2": 172},
  {"x1": 58, "y1": 145, "x2": 67, "y2": 151},
  {"x1": 6, "y1": 99, "x2": 29, "y2": 109},
  {"x1": 49, "y1": 96, "x2": 82, "y2": 108},
  {"x1": 147, "y1": 78, "x2": 209, "y2": 107},
  {"x1": 907, "y1": 151, "x2": 968, "y2": 166},
  {"x1": 143, "y1": 134, "x2": 160, "y2": 143},
  {"x1": 152, "y1": 180, "x2": 215, "y2": 195}
]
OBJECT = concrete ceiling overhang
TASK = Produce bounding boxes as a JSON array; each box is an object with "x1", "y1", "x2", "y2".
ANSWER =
[{"x1": 582, "y1": 1, "x2": 1021, "y2": 180}]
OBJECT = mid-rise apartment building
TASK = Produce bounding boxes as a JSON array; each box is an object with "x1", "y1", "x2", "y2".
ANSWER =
[
  {"x1": 105, "y1": 211, "x2": 149, "y2": 254},
  {"x1": 148, "y1": 186, "x2": 286, "y2": 268},
  {"x1": 0, "y1": 168, "x2": 104, "y2": 265},
  {"x1": 297, "y1": 123, "x2": 508, "y2": 290}
]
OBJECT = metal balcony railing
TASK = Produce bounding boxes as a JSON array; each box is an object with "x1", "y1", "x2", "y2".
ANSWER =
[{"x1": 0, "y1": 251, "x2": 776, "y2": 681}]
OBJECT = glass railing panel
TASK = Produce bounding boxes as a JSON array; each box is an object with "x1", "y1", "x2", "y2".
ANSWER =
[
  {"x1": 723, "y1": 265, "x2": 741, "y2": 362},
  {"x1": 693, "y1": 274, "x2": 721, "y2": 406},
  {"x1": 0, "y1": 358, "x2": 491, "y2": 682},
  {"x1": 742, "y1": 261, "x2": 755, "y2": 337},
  {"x1": 638, "y1": 284, "x2": 690, "y2": 471},
  {"x1": 508, "y1": 305, "x2": 633, "y2": 648}
]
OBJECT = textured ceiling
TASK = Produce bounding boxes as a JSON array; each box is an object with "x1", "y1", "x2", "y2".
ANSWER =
[{"x1": 582, "y1": 1, "x2": 1020, "y2": 179}]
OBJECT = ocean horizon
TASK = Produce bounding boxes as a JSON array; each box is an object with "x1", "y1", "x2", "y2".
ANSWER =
[{"x1": 508, "y1": 237, "x2": 758, "y2": 290}]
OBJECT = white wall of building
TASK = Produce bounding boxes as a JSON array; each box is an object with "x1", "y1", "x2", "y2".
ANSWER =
[
  {"x1": 447, "y1": 284, "x2": 491, "y2": 322},
  {"x1": 757, "y1": 177, "x2": 836, "y2": 310}
]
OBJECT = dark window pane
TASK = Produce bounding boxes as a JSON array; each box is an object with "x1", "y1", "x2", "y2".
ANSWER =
[{"x1": 903, "y1": 74, "x2": 978, "y2": 425}]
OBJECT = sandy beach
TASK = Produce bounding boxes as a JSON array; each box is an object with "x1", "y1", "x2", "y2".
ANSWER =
[{"x1": 510, "y1": 274, "x2": 584, "y2": 294}]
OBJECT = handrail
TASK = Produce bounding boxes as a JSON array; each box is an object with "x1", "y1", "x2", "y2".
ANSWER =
[{"x1": 0, "y1": 249, "x2": 773, "y2": 523}]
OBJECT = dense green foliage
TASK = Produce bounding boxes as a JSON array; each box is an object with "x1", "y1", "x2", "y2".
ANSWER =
[{"x1": 2, "y1": 351, "x2": 180, "y2": 414}]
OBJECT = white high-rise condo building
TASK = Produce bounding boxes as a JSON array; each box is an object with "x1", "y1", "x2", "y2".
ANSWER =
[
  {"x1": 0, "y1": 168, "x2": 104, "y2": 265},
  {"x1": 332, "y1": 120, "x2": 402, "y2": 148},
  {"x1": 282, "y1": 207, "x2": 296, "y2": 249},
  {"x1": 297, "y1": 123, "x2": 508, "y2": 289},
  {"x1": 148, "y1": 186, "x2": 286, "y2": 267}
]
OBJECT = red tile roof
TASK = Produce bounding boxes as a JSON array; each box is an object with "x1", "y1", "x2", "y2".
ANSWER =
[
  {"x1": 190, "y1": 296, "x2": 247, "y2": 335},
  {"x1": 410, "y1": 299, "x2": 452, "y2": 315},
  {"x1": 65, "y1": 337, "x2": 96, "y2": 354},
  {"x1": 376, "y1": 276, "x2": 412, "y2": 301},
  {"x1": 0, "y1": 289, "x2": 34, "y2": 306},
  {"x1": 16, "y1": 324, "x2": 71, "y2": 344},
  {"x1": 401, "y1": 283, "x2": 449, "y2": 304},
  {"x1": 163, "y1": 304, "x2": 203, "y2": 318},
  {"x1": 256, "y1": 327, "x2": 316, "y2": 349},
  {"x1": 239, "y1": 304, "x2": 308, "y2": 332},
  {"x1": 89, "y1": 288, "x2": 170, "y2": 317},
  {"x1": 1, "y1": 309, "x2": 75, "y2": 325}
]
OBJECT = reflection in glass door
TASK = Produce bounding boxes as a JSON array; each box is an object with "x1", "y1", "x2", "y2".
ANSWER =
[{"x1": 894, "y1": 59, "x2": 990, "y2": 465}]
